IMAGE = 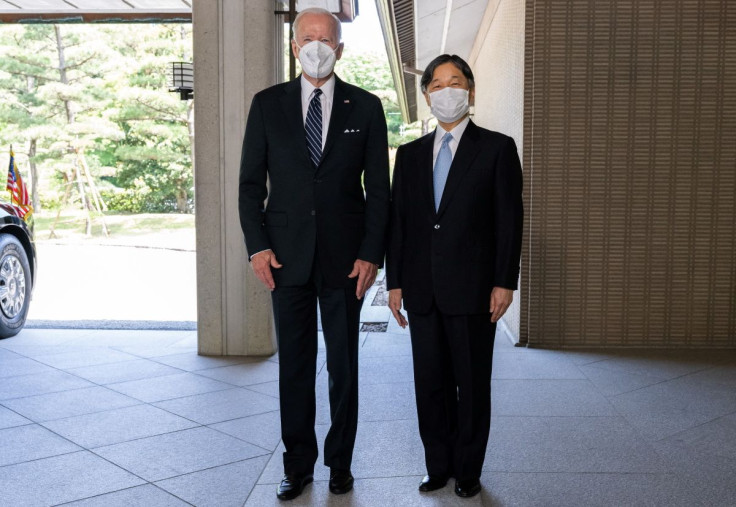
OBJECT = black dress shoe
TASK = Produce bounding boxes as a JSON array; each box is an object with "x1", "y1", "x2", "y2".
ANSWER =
[
  {"x1": 276, "y1": 474, "x2": 313, "y2": 501},
  {"x1": 418, "y1": 475, "x2": 448, "y2": 492},
  {"x1": 329, "y1": 468, "x2": 354, "y2": 494},
  {"x1": 455, "y1": 478, "x2": 481, "y2": 498}
]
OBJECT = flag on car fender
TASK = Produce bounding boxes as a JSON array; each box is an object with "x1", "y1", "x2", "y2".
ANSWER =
[{"x1": 6, "y1": 147, "x2": 33, "y2": 219}]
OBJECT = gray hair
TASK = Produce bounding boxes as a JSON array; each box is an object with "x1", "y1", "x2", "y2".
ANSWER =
[{"x1": 292, "y1": 7, "x2": 342, "y2": 43}]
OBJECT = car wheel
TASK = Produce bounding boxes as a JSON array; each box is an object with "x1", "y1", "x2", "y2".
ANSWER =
[{"x1": 0, "y1": 234, "x2": 32, "y2": 339}]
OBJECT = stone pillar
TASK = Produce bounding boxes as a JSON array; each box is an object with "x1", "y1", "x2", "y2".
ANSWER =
[{"x1": 193, "y1": 0, "x2": 277, "y2": 356}]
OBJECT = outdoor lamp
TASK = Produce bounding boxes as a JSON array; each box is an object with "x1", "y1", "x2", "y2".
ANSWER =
[{"x1": 169, "y1": 62, "x2": 193, "y2": 100}]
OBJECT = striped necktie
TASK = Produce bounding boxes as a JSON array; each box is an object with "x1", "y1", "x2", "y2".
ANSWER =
[
  {"x1": 433, "y1": 132, "x2": 453, "y2": 211},
  {"x1": 305, "y1": 88, "x2": 323, "y2": 167}
]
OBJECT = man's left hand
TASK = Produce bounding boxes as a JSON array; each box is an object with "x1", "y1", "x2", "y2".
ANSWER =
[
  {"x1": 348, "y1": 259, "x2": 378, "y2": 300},
  {"x1": 490, "y1": 287, "x2": 514, "y2": 323}
]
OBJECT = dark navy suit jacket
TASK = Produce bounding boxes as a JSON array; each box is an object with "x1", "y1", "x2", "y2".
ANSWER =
[
  {"x1": 386, "y1": 120, "x2": 523, "y2": 315},
  {"x1": 239, "y1": 75, "x2": 390, "y2": 288}
]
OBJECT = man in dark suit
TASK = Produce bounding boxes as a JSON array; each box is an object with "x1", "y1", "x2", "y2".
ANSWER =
[
  {"x1": 239, "y1": 7, "x2": 389, "y2": 501},
  {"x1": 387, "y1": 54, "x2": 523, "y2": 498}
]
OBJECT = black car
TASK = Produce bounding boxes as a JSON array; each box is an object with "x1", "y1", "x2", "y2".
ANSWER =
[{"x1": 0, "y1": 202, "x2": 35, "y2": 338}]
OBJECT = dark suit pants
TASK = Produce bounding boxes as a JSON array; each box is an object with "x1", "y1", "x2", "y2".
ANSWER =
[
  {"x1": 408, "y1": 307, "x2": 496, "y2": 481},
  {"x1": 271, "y1": 263, "x2": 363, "y2": 476}
]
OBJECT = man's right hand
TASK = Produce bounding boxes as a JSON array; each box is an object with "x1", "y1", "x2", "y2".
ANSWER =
[
  {"x1": 250, "y1": 250, "x2": 282, "y2": 290},
  {"x1": 388, "y1": 289, "x2": 408, "y2": 328}
]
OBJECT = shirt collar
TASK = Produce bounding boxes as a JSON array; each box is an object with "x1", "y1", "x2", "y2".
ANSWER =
[
  {"x1": 301, "y1": 74, "x2": 336, "y2": 102},
  {"x1": 434, "y1": 116, "x2": 471, "y2": 146}
]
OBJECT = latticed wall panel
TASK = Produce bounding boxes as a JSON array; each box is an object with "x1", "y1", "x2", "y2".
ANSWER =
[{"x1": 522, "y1": 1, "x2": 736, "y2": 347}]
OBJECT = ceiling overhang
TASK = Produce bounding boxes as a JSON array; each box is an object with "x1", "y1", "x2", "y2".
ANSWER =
[
  {"x1": 0, "y1": 1, "x2": 192, "y2": 23},
  {"x1": 377, "y1": 0, "x2": 490, "y2": 122},
  {"x1": 376, "y1": 0, "x2": 415, "y2": 123}
]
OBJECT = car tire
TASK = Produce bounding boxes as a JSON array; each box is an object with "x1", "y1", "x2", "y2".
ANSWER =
[{"x1": 0, "y1": 234, "x2": 32, "y2": 339}]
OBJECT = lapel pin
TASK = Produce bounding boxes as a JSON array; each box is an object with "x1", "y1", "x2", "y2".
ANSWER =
[{"x1": 344, "y1": 99, "x2": 350, "y2": 103}]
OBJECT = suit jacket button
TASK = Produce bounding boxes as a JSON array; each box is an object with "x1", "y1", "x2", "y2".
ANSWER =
[{"x1": 434, "y1": 224, "x2": 440, "y2": 229}]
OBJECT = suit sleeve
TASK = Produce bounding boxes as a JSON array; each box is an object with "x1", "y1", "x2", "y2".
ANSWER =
[
  {"x1": 357, "y1": 95, "x2": 391, "y2": 266},
  {"x1": 385, "y1": 144, "x2": 405, "y2": 290},
  {"x1": 238, "y1": 94, "x2": 271, "y2": 258},
  {"x1": 493, "y1": 137, "x2": 524, "y2": 289}
]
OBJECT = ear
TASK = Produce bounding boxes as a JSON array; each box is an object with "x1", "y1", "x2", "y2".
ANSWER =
[
  {"x1": 469, "y1": 88, "x2": 475, "y2": 106},
  {"x1": 335, "y1": 42, "x2": 344, "y2": 61},
  {"x1": 291, "y1": 39, "x2": 299, "y2": 58}
]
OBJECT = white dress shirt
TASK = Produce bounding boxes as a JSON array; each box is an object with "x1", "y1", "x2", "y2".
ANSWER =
[
  {"x1": 301, "y1": 74, "x2": 335, "y2": 149},
  {"x1": 432, "y1": 116, "x2": 470, "y2": 167}
]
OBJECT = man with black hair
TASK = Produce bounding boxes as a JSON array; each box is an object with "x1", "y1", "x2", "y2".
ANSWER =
[{"x1": 387, "y1": 54, "x2": 523, "y2": 498}]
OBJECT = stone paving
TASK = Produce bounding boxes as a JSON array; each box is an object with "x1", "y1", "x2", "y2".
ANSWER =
[{"x1": 2, "y1": 325, "x2": 736, "y2": 506}]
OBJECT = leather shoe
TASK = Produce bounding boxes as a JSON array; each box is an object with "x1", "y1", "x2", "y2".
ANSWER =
[
  {"x1": 276, "y1": 474, "x2": 313, "y2": 501},
  {"x1": 329, "y1": 468, "x2": 354, "y2": 494},
  {"x1": 455, "y1": 478, "x2": 481, "y2": 498},
  {"x1": 418, "y1": 475, "x2": 448, "y2": 492}
]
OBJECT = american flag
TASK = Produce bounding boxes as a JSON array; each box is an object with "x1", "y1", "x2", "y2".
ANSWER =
[{"x1": 6, "y1": 148, "x2": 33, "y2": 219}]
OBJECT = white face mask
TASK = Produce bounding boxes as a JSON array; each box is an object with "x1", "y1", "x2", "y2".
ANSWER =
[
  {"x1": 428, "y1": 87, "x2": 470, "y2": 123},
  {"x1": 296, "y1": 40, "x2": 338, "y2": 79}
]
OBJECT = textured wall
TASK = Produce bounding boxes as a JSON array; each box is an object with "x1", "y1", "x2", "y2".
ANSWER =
[
  {"x1": 522, "y1": 1, "x2": 736, "y2": 347},
  {"x1": 471, "y1": 0, "x2": 526, "y2": 341}
]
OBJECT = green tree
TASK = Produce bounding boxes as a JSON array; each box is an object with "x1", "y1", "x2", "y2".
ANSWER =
[
  {"x1": 0, "y1": 24, "x2": 123, "y2": 216},
  {"x1": 0, "y1": 24, "x2": 194, "y2": 215},
  {"x1": 99, "y1": 24, "x2": 193, "y2": 213},
  {"x1": 335, "y1": 50, "x2": 419, "y2": 148}
]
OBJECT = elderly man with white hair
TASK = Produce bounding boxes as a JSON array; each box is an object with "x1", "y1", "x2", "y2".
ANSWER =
[{"x1": 239, "y1": 7, "x2": 390, "y2": 501}]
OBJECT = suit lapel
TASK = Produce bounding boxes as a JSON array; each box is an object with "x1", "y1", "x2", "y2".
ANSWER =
[
  {"x1": 320, "y1": 77, "x2": 353, "y2": 168},
  {"x1": 279, "y1": 77, "x2": 311, "y2": 168},
  {"x1": 436, "y1": 120, "x2": 481, "y2": 217}
]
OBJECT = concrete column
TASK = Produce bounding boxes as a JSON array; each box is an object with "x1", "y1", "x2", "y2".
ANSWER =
[{"x1": 193, "y1": 0, "x2": 277, "y2": 356}]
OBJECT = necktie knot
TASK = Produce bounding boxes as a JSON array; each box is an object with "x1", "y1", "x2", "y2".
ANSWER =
[
  {"x1": 312, "y1": 88, "x2": 323, "y2": 99},
  {"x1": 441, "y1": 132, "x2": 453, "y2": 145}
]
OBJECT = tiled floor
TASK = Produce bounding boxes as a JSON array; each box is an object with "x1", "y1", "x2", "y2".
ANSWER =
[{"x1": 2, "y1": 327, "x2": 736, "y2": 506}]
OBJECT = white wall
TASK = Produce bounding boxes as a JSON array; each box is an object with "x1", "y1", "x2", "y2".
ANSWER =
[{"x1": 469, "y1": 0, "x2": 526, "y2": 342}]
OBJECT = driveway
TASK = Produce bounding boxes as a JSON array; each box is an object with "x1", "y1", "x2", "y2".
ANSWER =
[
  {"x1": 25, "y1": 242, "x2": 395, "y2": 331},
  {"x1": 27, "y1": 243, "x2": 197, "y2": 327}
]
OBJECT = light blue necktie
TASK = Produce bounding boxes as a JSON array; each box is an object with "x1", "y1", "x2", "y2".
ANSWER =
[
  {"x1": 433, "y1": 132, "x2": 453, "y2": 211},
  {"x1": 305, "y1": 88, "x2": 323, "y2": 167}
]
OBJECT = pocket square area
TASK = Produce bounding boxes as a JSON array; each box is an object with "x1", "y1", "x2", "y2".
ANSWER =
[{"x1": 343, "y1": 129, "x2": 361, "y2": 133}]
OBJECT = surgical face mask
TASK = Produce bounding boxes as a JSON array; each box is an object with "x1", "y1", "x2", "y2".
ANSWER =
[
  {"x1": 428, "y1": 87, "x2": 470, "y2": 123},
  {"x1": 296, "y1": 40, "x2": 338, "y2": 79}
]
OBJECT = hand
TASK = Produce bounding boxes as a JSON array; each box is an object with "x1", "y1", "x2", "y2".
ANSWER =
[
  {"x1": 490, "y1": 287, "x2": 513, "y2": 323},
  {"x1": 347, "y1": 259, "x2": 378, "y2": 299},
  {"x1": 388, "y1": 288, "x2": 408, "y2": 328},
  {"x1": 250, "y1": 250, "x2": 283, "y2": 290}
]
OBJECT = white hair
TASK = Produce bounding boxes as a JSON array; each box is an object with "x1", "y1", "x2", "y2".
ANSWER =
[{"x1": 292, "y1": 7, "x2": 342, "y2": 42}]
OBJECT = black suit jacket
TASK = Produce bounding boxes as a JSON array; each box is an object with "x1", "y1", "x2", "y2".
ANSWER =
[
  {"x1": 386, "y1": 120, "x2": 523, "y2": 315},
  {"x1": 239, "y1": 76, "x2": 390, "y2": 288}
]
